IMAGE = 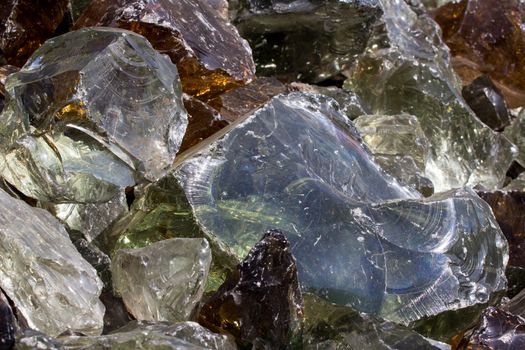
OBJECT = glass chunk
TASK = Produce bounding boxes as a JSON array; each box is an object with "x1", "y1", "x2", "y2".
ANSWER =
[
  {"x1": 234, "y1": 0, "x2": 382, "y2": 82},
  {"x1": 199, "y1": 230, "x2": 303, "y2": 349},
  {"x1": 208, "y1": 77, "x2": 287, "y2": 122},
  {"x1": 0, "y1": 188, "x2": 104, "y2": 336},
  {"x1": 112, "y1": 238, "x2": 211, "y2": 322},
  {"x1": 455, "y1": 307, "x2": 525, "y2": 350},
  {"x1": 0, "y1": 65, "x2": 18, "y2": 113},
  {"x1": 171, "y1": 92, "x2": 508, "y2": 331},
  {"x1": 354, "y1": 114, "x2": 434, "y2": 196},
  {"x1": 299, "y1": 294, "x2": 450, "y2": 350},
  {"x1": 74, "y1": 0, "x2": 255, "y2": 100},
  {"x1": 0, "y1": 27, "x2": 188, "y2": 203},
  {"x1": 462, "y1": 75, "x2": 511, "y2": 131},
  {"x1": 433, "y1": 0, "x2": 525, "y2": 107},
  {"x1": 504, "y1": 109, "x2": 525, "y2": 168},
  {"x1": 346, "y1": 0, "x2": 516, "y2": 191},
  {"x1": 0, "y1": 0, "x2": 69, "y2": 66}
]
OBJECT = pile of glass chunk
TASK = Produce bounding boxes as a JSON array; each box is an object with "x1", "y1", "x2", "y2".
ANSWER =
[{"x1": 0, "y1": 0, "x2": 524, "y2": 348}]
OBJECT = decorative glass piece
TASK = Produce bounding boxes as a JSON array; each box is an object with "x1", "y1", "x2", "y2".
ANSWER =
[
  {"x1": 354, "y1": 114, "x2": 434, "y2": 196},
  {"x1": 112, "y1": 238, "x2": 211, "y2": 322},
  {"x1": 462, "y1": 75, "x2": 511, "y2": 131},
  {"x1": 234, "y1": 0, "x2": 383, "y2": 82},
  {"x1": 199, "y1": 230, "x2": 303, "y2": 349},
  {"x1": 0, "y1": 27, "x2": 188, "y2": 203},
  {"x1": 433, "y1": 0, "x2": 525, "y2": 107},
  {"x1": 346, "y1": 0, "x2": 516, "y2": 191},
  {"x1": 172, "y1": 92, "x2": 508, "y2": 329},
  {"x1": 0, "y1": 65, "x2": 18, "y2": 113},
  {"x1": 0, "y1": 0, "x2": 69, "y2": 66},
  {"x1": 299, "y1": 294, "x2": 450, "y2": 350},
  {"x1": 504, "y1": 110, "x2": 525, "y2": 168},
  {"x1": 0, "y1": 188, "x2": 104, "y2": 336},
  {"x1": 74, "y1": 0, "x2": 255, "y2": 100}
]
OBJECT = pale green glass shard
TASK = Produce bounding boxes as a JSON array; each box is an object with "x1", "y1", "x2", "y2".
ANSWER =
[
  {"x1": 345, "y1": 0, "x2": 516, "y2": 192},
  {"x1": 0, "y1": 27, "x2": 187, "y2": 203},
  {"x1": 504, "y1": 110, "x2": 525, "y2": 168},
  {"x1": 354, "y1": 114, "x2": 434, "y2": 195},
  {"x1": 42, "y1": 191, "x2": 128, "y2": 242},
  {"x1": 504, "y1": 173, "x2": 525, "y2": 191},
  {"x1": 114, "y1": 321, "x2": 237, "y2": 350},
  {"x1": 112, "y1": 238, "x2": 211, "y2": 322},
  {"x1": 0, "y1": 188, "x2": 104, "y2": 336},
  {"x1": 168, "y1": 92, "x2": 507, "y2": 333},
  {"x1": 15, "y1": 330, "x2": 62, "y2": 350},
  {"x1": 299, "y1": 294, "x2": 450, "y2": 350}
]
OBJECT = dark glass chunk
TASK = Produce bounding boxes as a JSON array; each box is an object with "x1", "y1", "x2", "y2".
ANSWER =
[
  {"x1": 462, "y1": 75, "x2": 511, "y2": 131},
  {"x1": 199, "y1": 230, "x2": 303, "y2": 349}
]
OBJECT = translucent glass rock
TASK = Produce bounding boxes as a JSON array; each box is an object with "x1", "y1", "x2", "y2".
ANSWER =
[
  {"x1": 74, "y1": 0, "x2": 255, "y2": 100},
  {"x1": 42, "y1": 192, "x2": 128, "y2": 242},
  {"x1": 0, "y1": 27, "x2": 187, "y2": 203},
  {"x1": 0, "y1": 0, "x2": 69, "y2": 66},
  {"x1": 504, "y1": 110, "x2": 525, "y2": 168},
  {"x1": 433, "y1": 0, "x2": 525, "y2": 107},
  {"x1": 462, "y1": 75, "x2": 511, "y2": 131},
  {"x1": 234, "y1": 0, "x2": 382, "y2": 82},
  {"x1": 354, "y1": 114, "x2": 434, "y2": 195},
  {"x1": 112, "y1": 238, "x2": 211, "y2": 322},
  {"x1": 299, "y1": 294, "x2": 450, "y2": 350},
  {"x1": 289, "y1": 82, "x2": 369, "y2": 120},
  {"x1": 0, "y1": 188, "x2": 104, "y2": 336},
  {"x1": 455, "y1": 307, "x2": 525, "y2": 350},
  {"x1": 171, "y1": 92, "x2": 508, "y2": 327},
  {"x1": 199, "y1": 230, "x2": 303, "y2": 349},
  {"x1": 345, "y1": 0, "x2": 516, "y2": 191}
]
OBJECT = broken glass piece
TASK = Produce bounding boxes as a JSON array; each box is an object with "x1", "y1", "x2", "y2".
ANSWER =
[
  {"x1": 0, "y1": 0, "x2": 69, "y2": 66},
  {"x1": 42, "y1": 192, "x2": 128, "y2": 242},
  {"x1": 504, "y1": 110, "x2": 525, "y2": 168},
  {"x1": 69, "y1": 0, "x2": 94, "y2": 21},
  {"x1": 234, "y1": 0, "x2": 382, "y2": 82},
  {"x1": 456, "y1": 307, "x2": 525, "y2": 350},
  {"x1": 354, "y1": 114, "x2": 434, "y2": 196},
  {"x1": 74, "y1": 0, "x2": 255, "y2": 100},
  {"x1": 346, "y1": 0, "x2": 516, "y2": 191},
  {"x1": 0, "y1": 188, "x2": 104, "y2": 336},
  {"x1": 462, "y1": 75, "x2": 511, "y2": 131},
  {"x1": 173, "y1": 92, "x2": 507, "y2": 330},
  {"x1": 208, "y1": 77, "x2": 287, "y2": 122},
  {"x1": 289, "y1": 82, "x2": 369, "y2": 120},
  {"x1": 112, "y1": 238, "x2": 211, "y2": 322},
  {"x1": 433, "y1": 0, "x2": 525, "y2": 107},
  {"x1": 0, "y1": 291, "x2": 16, "y2": 350},
  {"x1": 113, "y1": 321, "x2": 237, "y2": 350},
  {"x1": 0, "y1": 27, "x2": 187, "y2": 203},
  {"x1": 505, "y1": 173, "x2": 525, "y2": 192},
  {"x1": 0, "y1": 65, "x2": 18, "y2": 113},
  {"x1": 299, "y1": 294, "x2": 450, "y2": 350},
  {"x1": 15, "y1": 329, "x2": 62, "y2": 350},
  {"x1": 199, "y1": 230, "x2": 303, "y2": 349},
  {"x1": 477, "y1": 190, "x2": 525, "y2": 269},
  {"x1": 179, "y1": 96, "x2": 228, "y2": 153}
]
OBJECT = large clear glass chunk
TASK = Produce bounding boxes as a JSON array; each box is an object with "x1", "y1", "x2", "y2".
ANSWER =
[
  {"x1": 171, "y1": 92, "x2": 508, "y2": 327},
  {"x1": 345, "y1": 0, "x2": 516, "y2": 191},
  {"x1": 0, "y1": 188, "x2": 104, "y2": 336},
  {"x1": 112, "y1": 238, "x2": 211, "y2": 322},
  {"x1": 0, "y1": 27, "x2": 187, "y2": 203}
]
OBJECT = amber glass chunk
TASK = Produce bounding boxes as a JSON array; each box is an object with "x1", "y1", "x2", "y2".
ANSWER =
[
  {"x1": 0, "y1": 0, "x2": 68, "y2": 67},
  {"x1": 74, "y1": 0, "x2": 255, "y2": 100},
  {"x1": 434, "y1": 0, "x2": 525, "y2": 107}
]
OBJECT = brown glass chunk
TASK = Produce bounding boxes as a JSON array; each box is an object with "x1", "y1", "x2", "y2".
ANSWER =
[
  {"x1": 0, "y1": 0, "x2": 68, "y2": 67},
  {"x1": 198, "y1": 230, "x2": 303, "y2": 349},
  {"x1": 434, "y1": 0, "x2": 525, "y2": 107},
  {"x1": 74, "y1": 0, "x2": 255, "y2": 100}
]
